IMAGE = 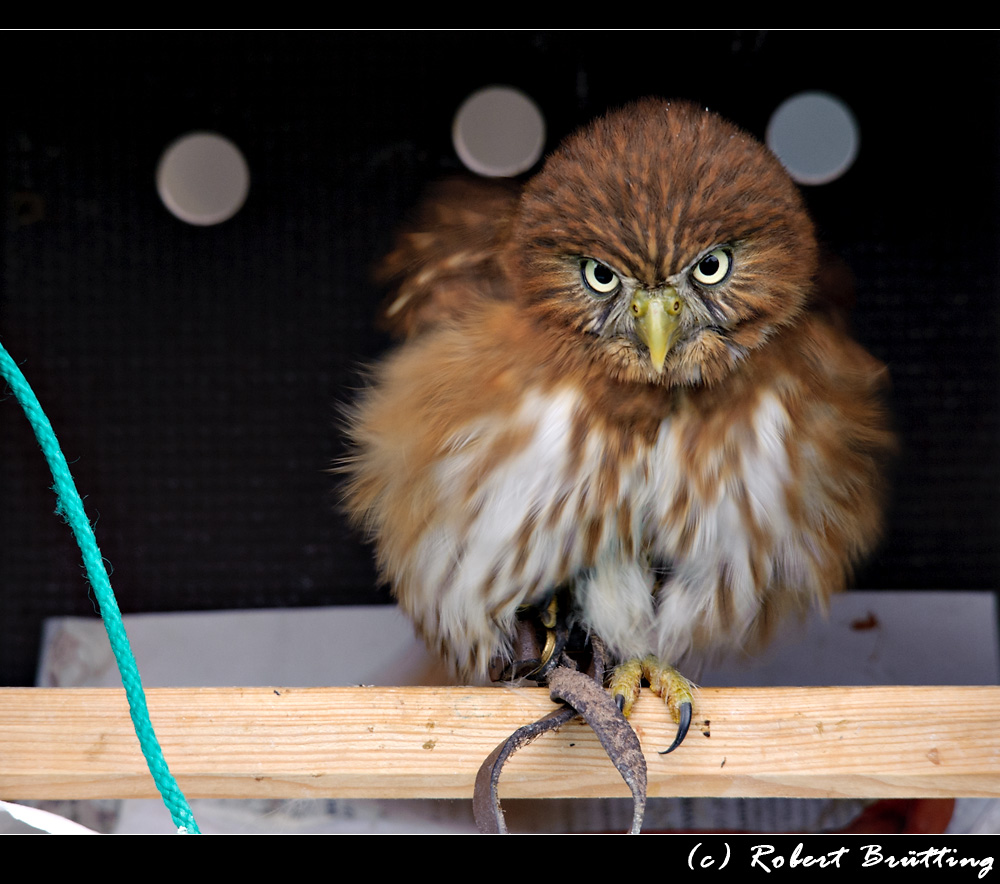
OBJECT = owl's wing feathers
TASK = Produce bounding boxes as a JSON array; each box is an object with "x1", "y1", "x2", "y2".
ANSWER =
[{"x1": 377, "y1": 178, "x2": 521, "y2": 339}]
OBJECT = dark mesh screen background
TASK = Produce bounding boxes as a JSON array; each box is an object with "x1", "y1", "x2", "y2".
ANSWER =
[{"x1": 3, "y1": 32, "x2": 998, "y2": 686}]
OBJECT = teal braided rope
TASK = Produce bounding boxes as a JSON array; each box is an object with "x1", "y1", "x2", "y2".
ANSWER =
[{"x1": 1, "y1": 341, "x2": 200, "y2": 834}]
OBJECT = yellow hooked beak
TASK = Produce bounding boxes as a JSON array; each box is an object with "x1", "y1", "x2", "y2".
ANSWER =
[{"x1": 630, "y1": 287, "x2": 682, "y2": 373}]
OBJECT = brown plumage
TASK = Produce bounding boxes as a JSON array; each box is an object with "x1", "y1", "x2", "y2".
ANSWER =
[{"x1": 345, "y1": 99, "x2": 893, "y2": 693}]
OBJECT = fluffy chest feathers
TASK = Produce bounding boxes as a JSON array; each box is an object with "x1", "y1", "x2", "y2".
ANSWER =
[{"x1": 345, "y1": 309, "x2": 889, "y2": 679}]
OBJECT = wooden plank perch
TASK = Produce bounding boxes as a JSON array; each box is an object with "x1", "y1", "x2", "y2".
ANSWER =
[{"x1": 1, "y1": 685, "x2": 999, "y2": 801}]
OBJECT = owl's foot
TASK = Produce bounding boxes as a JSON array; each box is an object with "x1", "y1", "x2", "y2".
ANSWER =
[{"x1": 609, "y1": 655, "x2": 694, "y2": 754}]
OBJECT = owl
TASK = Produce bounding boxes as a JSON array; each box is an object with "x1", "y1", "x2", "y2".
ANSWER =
[{"x1": 344, "y1": 99, "x2": 893, "y2": 744}]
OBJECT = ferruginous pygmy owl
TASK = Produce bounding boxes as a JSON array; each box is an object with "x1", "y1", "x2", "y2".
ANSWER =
[{"x1": 344, "y1": 98, "x2": 893, "y2": 741}]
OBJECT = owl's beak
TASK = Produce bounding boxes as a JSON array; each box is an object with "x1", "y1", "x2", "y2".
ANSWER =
[{"x1": 630, "y1": 288, "x2": 682, "y2": 374}]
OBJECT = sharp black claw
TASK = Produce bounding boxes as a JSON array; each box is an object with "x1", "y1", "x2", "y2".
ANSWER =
[
  {"x1": 615, "y1": 692, "x2": 625, "y2": 712},
  {"x1": 658, "y1": 700, "x2": 692, "y2": 755}
]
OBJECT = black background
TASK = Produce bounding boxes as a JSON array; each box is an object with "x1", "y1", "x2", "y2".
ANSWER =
[{"x1": 3, "y1": 31, "x2": 998, "y2": 686}]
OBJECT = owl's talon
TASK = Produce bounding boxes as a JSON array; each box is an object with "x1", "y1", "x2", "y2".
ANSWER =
[
  {"x1": 659, "y1": 700, "x2": 692, "y2": 755},
  {"x1": 610, "y1": 656, "x2": 696, "y2": 752}
]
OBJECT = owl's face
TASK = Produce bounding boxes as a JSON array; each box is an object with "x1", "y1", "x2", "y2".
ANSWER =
[{"x1": 509, "y1": 99, "x2": 818, "y2": 388}]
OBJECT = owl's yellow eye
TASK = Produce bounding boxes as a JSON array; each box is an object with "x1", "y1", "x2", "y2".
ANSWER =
[
  {"x1": 581, "y1": 259, "x2": 621, "y2": 297},
  {"x1": 691, "y1": 248, "x2": 732, "y2": 286}
]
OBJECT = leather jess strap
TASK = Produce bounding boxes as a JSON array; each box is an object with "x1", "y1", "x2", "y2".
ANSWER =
[{"x1": 474, "y1": 606, "x2": 648, "y2": 834}]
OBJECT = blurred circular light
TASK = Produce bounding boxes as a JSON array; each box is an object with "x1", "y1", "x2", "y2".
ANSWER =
[
  {"x1": 766, "y1": 92, "x2": 859, "y2": 185},
  {"x1": 156, "y1": 132, "x2": 250, "y2": 225},
  {"x1": 452, "y1": 86, "x2": 546, "y2": 178}
]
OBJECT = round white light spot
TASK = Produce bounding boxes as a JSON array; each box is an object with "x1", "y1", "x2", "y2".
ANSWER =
[
  {"x1": 766, "y1": 92, "x2": 860, "y2": 185},
  {"x1": 452, "y1": 86, "x2": 546, "y2": 178},
  {"x1": 156, "y1": 132, "x2": 250, "y2": 225}
]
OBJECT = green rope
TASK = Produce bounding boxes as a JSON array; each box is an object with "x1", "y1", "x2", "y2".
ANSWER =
[{"x1": 1, "y1": 340, "x2": 200, "y2": 834}]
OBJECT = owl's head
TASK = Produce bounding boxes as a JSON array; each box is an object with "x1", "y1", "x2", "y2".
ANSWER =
[{"x1": 510, "y1": 99, "x2": 818, "y2": 388}]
